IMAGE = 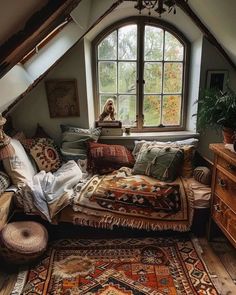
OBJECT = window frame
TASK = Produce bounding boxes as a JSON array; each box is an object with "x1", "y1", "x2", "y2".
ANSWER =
[{"x1": 92, "y1": 16, "x2": 190, "y2": 132}]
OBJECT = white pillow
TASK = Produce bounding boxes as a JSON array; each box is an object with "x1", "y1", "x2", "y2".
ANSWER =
[{"x1": 3, "y1": 139, "x2": 37, "y2": 185}]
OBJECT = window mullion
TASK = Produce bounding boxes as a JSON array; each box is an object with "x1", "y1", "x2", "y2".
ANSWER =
[{"x1": 137, "y1": 21, "x2": 145, "y2": 130}]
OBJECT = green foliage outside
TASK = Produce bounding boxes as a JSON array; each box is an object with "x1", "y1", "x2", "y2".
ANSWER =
[{"x1": 98, "y1": 24, "x2": 184, "y2": 127}]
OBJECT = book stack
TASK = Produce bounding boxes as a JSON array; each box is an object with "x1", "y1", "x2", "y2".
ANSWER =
[{"x1": 95, "y1": 120, "x2": 123, "y2": 136}]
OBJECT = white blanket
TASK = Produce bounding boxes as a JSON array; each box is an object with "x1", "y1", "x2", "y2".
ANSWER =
[{"x1": 26, "y1": 160, "x2": 82, "y2": 221}]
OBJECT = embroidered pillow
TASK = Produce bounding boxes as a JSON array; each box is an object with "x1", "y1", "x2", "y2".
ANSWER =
[
  {"x1": 133, "y1": 144, "x2": 184, "y2": 182},
  {"x1": 21, "y1": 138, "x2": 62, "y2": 172},
  {"x1": 0, "y1": 171, "x2": 10, "y2": 195},
  {"x1": 60, "y1": 125, "x2": 101, "y2": 161},
  {"x1": 88, "y1": 142, "x2": 135, "y2": 174}
]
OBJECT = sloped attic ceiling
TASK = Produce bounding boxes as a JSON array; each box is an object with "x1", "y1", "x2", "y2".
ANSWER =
[{"x1": 0, "y1": 0, "x2": 236, "y2": 114}]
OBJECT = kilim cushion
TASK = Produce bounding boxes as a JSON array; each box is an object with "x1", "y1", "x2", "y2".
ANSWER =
[
  {"x1": 88, "y1": 142, "x2": 135, "y2": 174},
  {"x1": 0, "y1": 221, "x2": 48, "y2": 265}
]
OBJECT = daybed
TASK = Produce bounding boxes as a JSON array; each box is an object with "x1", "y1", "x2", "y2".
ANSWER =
[{"x1": 0, "y1": 126, "x2": 212, "y2": 235}]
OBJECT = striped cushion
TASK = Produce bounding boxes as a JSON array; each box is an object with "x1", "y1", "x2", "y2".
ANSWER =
[
  {"x1": 0, "y1": 171, "x2": 10, "y2": 195},
  {"x1": 193, "y1": 166, "x2": 211, "y2": 185}
]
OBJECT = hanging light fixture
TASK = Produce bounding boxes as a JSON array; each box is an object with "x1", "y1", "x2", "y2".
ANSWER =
[{"x1": 134, "y1": 0, "x2": 188, "y2": 17}]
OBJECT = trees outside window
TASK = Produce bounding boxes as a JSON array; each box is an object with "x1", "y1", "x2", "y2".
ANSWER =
[{"x1": 93, "y1": 17, "x2": 189, "y2": 131}]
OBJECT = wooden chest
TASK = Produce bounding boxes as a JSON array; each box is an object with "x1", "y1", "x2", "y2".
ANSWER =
[{"x1": 209, "y1": 143, "x2": 236, "y2": 247}]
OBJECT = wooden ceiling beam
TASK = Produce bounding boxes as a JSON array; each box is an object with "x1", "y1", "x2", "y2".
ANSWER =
[{"x1": 0, "y1": 0, "x2": 82, "y2": 78}]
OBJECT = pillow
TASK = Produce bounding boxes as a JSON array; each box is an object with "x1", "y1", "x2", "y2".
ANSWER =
[
  {"x1": 193, "y1": 166, "x2": 212, "y2": 185},
  {"x1": 21, "y1": 138, "x2": 62, "y2": 172},
  {"x1": 2, "y1": 139, "x2": 37, "y2": 185},
  {"x1": 132, "y1": 138, "x2": 198, "y2": 178},
  {"x1": 0, "y1": 171, "x2": 10, "y2": 195},
  {"x1": 88, "y1": 142, "x2": 135, "y2": 174},
  {"x1": 60, "y1": 125, "x2": 101, "y2": 161},
  {"x1": 132, "y1": 144, "x2": 184, "y2": 182},
  {"x1": 132, "y1": 138, "x2": 199, "y2": 158}
]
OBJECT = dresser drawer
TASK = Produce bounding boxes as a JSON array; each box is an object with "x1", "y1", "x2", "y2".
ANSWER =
[
  {"x1": 215, "y1": 169, "x2": 236, "y2": 212},
  {"x1": 217, "y1": 156, "x2": 236, "y2": 177},
  {"x1": 212, "y1": 195, "x2": 236, "y2": 244}
]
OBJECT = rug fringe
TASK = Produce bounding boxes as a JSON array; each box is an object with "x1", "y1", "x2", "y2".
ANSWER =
[
  {"x1": 73, "y1": 210, "x2": 192, "y2": 232},
  {"x1": 11, "y1": 269, "x2": 28, "y2": 295}
]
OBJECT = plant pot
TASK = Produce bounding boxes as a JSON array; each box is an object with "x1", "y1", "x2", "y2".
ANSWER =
[{"x1": 222, "y1": 127, "x2": 235, "y2": 144}]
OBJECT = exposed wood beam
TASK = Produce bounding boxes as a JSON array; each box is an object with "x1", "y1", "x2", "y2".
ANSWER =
[
  {"x1": 175, "y1": 0, "x2": 236, "y2": 70},
  {"x1": 3, "y1": 0, "x2": 123, "y2": 116},
  {"x1": 0, "y1": 0, "x2": 82, "y2": 78}
]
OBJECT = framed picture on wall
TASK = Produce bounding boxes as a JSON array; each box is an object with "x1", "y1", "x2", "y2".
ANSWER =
[
  {"x1": 206, "y1": 70, "x2": 228, "y2": 92},
  {"x1": 45, "y1": 79, "x2": 80, "y2": 118}
]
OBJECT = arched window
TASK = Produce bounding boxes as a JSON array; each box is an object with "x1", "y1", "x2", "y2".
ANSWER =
[{"x1": 93, "y1": 17, "x2": 190, "y2": 131}]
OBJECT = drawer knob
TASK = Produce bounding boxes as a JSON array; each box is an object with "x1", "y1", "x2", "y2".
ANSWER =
[
  {"x1": 227, "y1": 164, "x2": 236, "y2": 171},
  {"x1": 217, "y1": 177, "x2": 227, "y2": 188},
  {"x1": 214, "y1": 204, "x2": 222, "y2": 212}
]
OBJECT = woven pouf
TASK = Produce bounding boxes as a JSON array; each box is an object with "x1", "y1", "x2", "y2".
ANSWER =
[{"x1": 0, "y1": 221, "x2": 48, "y2": 264}]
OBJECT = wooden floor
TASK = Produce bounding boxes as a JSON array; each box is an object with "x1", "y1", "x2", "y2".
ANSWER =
[{"x1": 0, "y1": 229, "x2": 236, "y2": 295}]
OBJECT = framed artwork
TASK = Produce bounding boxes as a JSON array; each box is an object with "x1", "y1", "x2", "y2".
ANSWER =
[
  {"x1": 206, "y1": 70, "x2": 228, "y2": 91},
  {"x1": 45, "y1": 79, "x2": 80, "y2": 118}
]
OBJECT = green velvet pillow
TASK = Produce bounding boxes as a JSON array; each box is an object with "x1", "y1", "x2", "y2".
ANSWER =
[{"x1": 132, "y1": 144, "x2": 184, "y2": 182}]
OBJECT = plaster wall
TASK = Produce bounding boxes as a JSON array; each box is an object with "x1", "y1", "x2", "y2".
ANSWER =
[
  {"x1": 12, "y1": 40, "x2": 89, "y2": 144},
  {"x1": 197, "y1": 37, "x2": 236, "y2": 160}
]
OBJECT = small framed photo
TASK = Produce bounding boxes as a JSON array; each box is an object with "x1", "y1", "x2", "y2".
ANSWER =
[
  {"x1": 206, "y1": 70, "x2": 228, "y2": 91},
  {"x1": 45, "y1": 79, "x2": 80, "y2": 118}
]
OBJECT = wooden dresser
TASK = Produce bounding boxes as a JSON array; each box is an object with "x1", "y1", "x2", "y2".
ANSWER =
[{"x1": 209, "y1": 143, "x2": 236, "y2": 247}]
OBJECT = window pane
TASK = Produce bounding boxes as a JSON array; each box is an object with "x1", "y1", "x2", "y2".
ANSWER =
[
  {"x1": 98, "y1": 31, "x2": 117, "y2": 60},
  {"x1": 144, "y1": 62, "x2": 162, "y2": 93},
  {"x1": 162, "y1": 95, "x2": 181, "y2": 125},
  {"x1": 100, "y1": 95, "x2": 117, "y2": 113},
  {"x1": 118, "y1": 95, "x2": 136, "y2": 126},
  {"x1": 143, "y1": 95, "x2": 161, "y2": 126},
  {"x1": 118, "y1": 25, "x2": 137, "y2": 60},
  {"x1": 99, "y1": 61, "x2": 117, "y2": 93},
  {"x1": 164, "y1": 32, "x2": 183, "y2": 61},
  {"x1": 144, "y1": 26, "x2": 163, "y2": 61},
  {"x1": 118, "y1": 62, "x2": 136, "y2": 93},
  {"x1": 163, "y1": 63, "x2": 182, "y2": 93}
]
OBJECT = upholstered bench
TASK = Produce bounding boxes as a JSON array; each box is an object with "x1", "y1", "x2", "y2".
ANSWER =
[{"x1": 0, "y1": 221, "x2": 48, "y2": 264}]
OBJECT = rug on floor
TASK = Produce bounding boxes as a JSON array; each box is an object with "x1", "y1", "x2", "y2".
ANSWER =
[{"x1": 12, "y1": 236, "x2": 218, "y2": 295}]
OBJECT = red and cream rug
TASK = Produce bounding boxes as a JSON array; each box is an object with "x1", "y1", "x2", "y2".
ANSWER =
[{"x1": 12, "y1": 236, "x2": 218, "y2": 295}]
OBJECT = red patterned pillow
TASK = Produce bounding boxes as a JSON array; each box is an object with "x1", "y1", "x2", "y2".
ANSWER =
[
  {"x1": 21, "y1": 138, "x2": 62, "y2": 172},
  {"x1": 88, "y1": 142, "x2": 135, "y2": 174}
]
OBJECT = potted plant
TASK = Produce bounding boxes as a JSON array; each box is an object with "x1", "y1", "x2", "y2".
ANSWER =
[{"x1": 194, "y1": 87, "x2": 236, "y2": 143}]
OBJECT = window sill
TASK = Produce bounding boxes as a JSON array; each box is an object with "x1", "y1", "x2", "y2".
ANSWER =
[{"x1": 99, "y1": 131, "x2": 199, "y2": 140}]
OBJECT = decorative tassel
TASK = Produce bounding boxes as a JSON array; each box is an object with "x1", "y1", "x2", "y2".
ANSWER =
[{"x1": 0, "y1": 113, "x2": 15, "y2": 160}]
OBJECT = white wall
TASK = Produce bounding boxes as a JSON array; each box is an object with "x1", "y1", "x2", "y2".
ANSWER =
[
  {"x1": 12, "y1": 41, "x2": 90, "y2": 144},
  {"x1": 197, "y1": 37, "x2": 236, "y2": 160},
  {"x1": 0, "y1": 64, "x2": 33, "y2": 112}
]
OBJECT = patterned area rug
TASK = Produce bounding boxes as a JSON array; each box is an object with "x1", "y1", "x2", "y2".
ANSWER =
[{"x1": 12, "y1": 236, "x2": 218, "y2": 295}]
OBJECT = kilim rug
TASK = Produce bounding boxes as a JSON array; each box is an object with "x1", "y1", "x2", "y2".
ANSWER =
[{"x1": 12, "y1": 236, "x2": 218, "y2": 295}]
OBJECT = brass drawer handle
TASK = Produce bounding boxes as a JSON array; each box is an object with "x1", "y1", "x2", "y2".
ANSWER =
[
  {"x1": 214, "y1": 204, "x2": 222, "y2": 213},
  {"x1": 227, "y1": 164, "x2": 236, "y2": 172},
  {"x1": 217, "y1": 177, "x2": 227, "y2": 188}
]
